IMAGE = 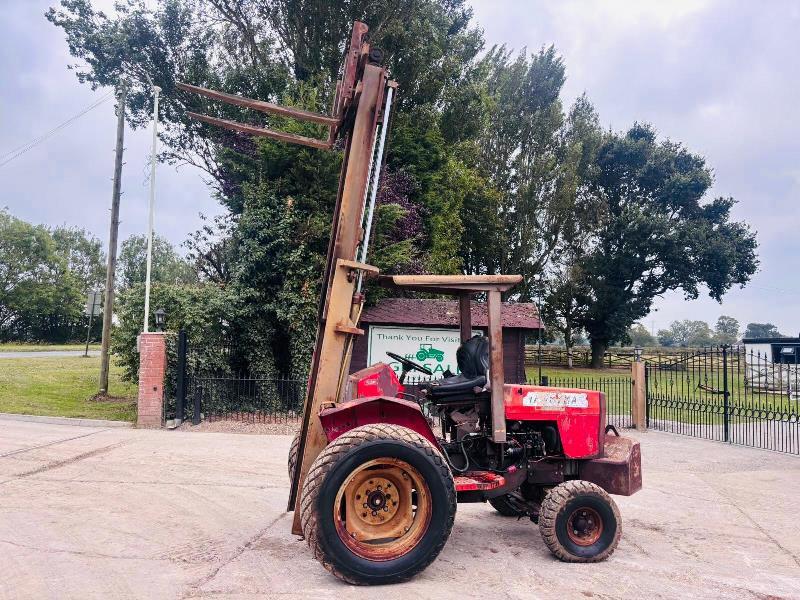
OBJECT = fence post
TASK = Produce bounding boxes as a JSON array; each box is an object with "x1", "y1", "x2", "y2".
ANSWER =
[
  {"x1": 722, "y1": 345, "x2": 730, "y2": 442},
  {"x1": 175, "y1": 330, "x2": 187, "y2": 423},
  {"x1": 192, "y1": 385, "x2": 202, "y2": 426},
  {"x1": 631, "y1": 359, "x2": 647, "y2": 431}
]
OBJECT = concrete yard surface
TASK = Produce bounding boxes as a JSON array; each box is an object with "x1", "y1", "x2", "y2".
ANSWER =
[{"x1": 1, "y1": 420, "x2": 799, "y2": 599}]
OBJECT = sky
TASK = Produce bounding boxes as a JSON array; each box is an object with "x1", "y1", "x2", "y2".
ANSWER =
[{"x1": 1, "y1": 0, "x2": 798, "y2": 337}]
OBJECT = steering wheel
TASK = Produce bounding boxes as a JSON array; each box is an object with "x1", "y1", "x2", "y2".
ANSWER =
[{"x1": 386, "y1": 352, "x2": 433, "y2": 376}]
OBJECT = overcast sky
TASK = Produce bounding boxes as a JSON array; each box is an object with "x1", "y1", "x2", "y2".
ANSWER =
[{"x1": 2, "y1": 0, "x2": 798, "y2": 336}]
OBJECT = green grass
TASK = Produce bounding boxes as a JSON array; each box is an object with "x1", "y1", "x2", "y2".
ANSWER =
[
  {"x1": 526, "y1": 365, "x2": 626, "y2": 383},
  {"x1": 0, "y1": 343, "x2": 101, "y2": 352},
  {"x1": 0, "y1": 356, "x2": 137, "y2": 421}
]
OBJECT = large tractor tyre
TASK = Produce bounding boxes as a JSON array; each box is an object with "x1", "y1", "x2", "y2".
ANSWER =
[
  {"x1": 299, "y1": 424, "x2": 457, "y2": 585},
  {"x1": 538, "y1": 480, "x2": 621, "y2": 563},
  {"x1": 288, "y1": 433, "x2": 300, "y2": 481},
  {"x1": 488, "y1": 494, "x2": 524, "y2": 517}
]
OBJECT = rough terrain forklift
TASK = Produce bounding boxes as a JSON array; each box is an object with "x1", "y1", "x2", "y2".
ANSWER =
[{"x1": 182, "y1": 21, "x2": 642, "y2": 586}]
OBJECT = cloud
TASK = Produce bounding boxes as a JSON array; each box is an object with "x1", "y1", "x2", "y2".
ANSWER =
[
  {"x1": 471, "y1": 0, "x2": 800, "y2": 334},
  {"x1": 0, "y1": 0, "x2": 221, "y2": 258}
]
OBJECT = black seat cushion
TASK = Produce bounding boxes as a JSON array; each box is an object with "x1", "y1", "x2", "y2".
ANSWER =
[{"x1": 424, "y1": 335, "x2": 489, "y2": 402}]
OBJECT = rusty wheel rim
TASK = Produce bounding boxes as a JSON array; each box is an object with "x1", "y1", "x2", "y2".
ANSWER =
[
  {"x1": 566, "y1": 506, "x2": 603, "y2": 546},
  {"x1": 334, "y1": 458, "x2": 432, "y2": 561}
]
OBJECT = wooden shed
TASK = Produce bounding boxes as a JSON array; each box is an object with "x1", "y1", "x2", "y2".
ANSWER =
[{"x1": 350, "y1": 298, "x2": 543, "y2": 384}]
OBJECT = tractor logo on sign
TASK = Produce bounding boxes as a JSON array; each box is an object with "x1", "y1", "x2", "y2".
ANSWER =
[{"x1": 415, "y1": 343, "x2": 445, "y2": 362}]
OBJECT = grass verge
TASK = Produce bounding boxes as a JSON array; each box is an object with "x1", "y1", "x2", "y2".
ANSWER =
[{"x1": 0, "y1": 356, "x2": 137, "y2": 421}]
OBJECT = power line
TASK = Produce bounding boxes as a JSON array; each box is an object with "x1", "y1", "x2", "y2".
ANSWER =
[{"x1": 0, "y1": 91, "x2": 115, "y2": 169}]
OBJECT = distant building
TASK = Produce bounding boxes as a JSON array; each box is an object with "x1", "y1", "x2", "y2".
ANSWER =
[
  {"x1": 742, "y1": 337, "x2": 800, "y2": 365},
  {"x1": 742, "y1": 336, "x2": 800, "y2": 395},
  {"x1": 350, "y1": 298, "x2": 543, "y2": 384}
]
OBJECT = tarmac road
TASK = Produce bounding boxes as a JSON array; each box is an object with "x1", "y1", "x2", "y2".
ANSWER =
[
  {"x1": 1, "y1": 418, "x2": 799, "y2": 599},
  {"x1": 0, "y1": 350, "x2": 99, "y2": 358}
]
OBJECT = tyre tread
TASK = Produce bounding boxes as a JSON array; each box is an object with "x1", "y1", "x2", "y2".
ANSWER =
[
  {"x1": 299, "y1": 424, "x2": 456, "y2": 584},
  {"x1": 538, "y1": 480, "x2": 621, "y2": 563}
]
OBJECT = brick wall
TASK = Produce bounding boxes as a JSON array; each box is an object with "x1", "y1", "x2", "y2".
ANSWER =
[{"x1": 137, "y1": 332, "x2": 166, "y2": 428}]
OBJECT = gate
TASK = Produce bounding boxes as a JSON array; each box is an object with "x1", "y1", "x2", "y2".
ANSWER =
[
  {"x1": 645, "y1": 345, "x2": 800, "y2": 454},
  {"x1": 169, "y1": 331, "x2": 305, "y2": 425}
]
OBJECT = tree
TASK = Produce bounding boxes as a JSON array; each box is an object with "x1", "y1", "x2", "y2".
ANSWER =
[
  {"x1": 628, "y1": 324, "x2": 656, "y2": 347},
  {"x1": 743, "y1": 322, "x2": 784, "y2": 339},
  {"x1": 0, "y1": 209, "x2": 83, "y2": 342},
  {"x1": 576, "y1": 124, "x2": 758, "y2": 366},
  {"x1": 49, "y1": 0, "x2": 488, "y2": 377},
  {"x1": 51, "y1": 225, "x2": 106, "y2": 292},
  {"x1": 117, "y1": 234, "x2": 196, "y2": 290},
  {"x1": 657, "y1": 320, "x2": 714, "y2": 348},
  {"x1": 714, "y1": 315, "x2": 740, "y2": 345},
  {"x1": 461, "y1": 46, "x2": 591, "y2": 300}
]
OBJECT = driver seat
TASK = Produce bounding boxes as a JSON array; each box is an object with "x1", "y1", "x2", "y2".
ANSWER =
[{"x1": 424, "y1": 335, "x2": 489, "y2": 402}]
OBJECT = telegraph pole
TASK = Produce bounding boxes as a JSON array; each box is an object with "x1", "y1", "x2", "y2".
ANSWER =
[{"x1": 99, "y1": 86, "x2": 126, "y2": 394}]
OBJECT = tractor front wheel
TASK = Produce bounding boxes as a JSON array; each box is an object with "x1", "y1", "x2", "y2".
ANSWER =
[
  {"x1": 299, "y1": 424, "x2": 456, "y2": 585},
  {"x1": 538, "y1": 480, "x2": 621, "y2": 562}
]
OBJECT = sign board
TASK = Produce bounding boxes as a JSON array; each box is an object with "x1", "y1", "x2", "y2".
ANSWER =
[
  {"x1": 367, "y1": 326, "x2": 481, "y2": 380},
  {"x1": 85, "y1": 290, "x2": 102, "y2": 316}
]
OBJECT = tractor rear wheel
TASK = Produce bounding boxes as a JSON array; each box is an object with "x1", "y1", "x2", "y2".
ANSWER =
[
  {"x1": 489, "y1": 494, "x2": 524, "y2": 517},
  {"x1": 299, "y1": 424, "x2": 456, "y2": 585},
  {"x1": 538, "y1": 480, "x2": 621, "y2": 562},
  {"x1": 287, "y1": 432, "x2": 300, "y2": 481}
]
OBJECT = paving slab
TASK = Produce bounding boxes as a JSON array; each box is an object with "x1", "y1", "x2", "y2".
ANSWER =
[{"x1": 1, "y1": 420, "x2": 799, "y2": 599}]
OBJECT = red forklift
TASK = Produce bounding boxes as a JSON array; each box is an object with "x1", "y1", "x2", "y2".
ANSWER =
[{"x1": 182, "y1": 21, "x2": 642, "y2": 586}]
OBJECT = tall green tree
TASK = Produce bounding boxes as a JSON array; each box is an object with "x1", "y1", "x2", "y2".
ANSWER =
[
  {"x1": 462, "y1": 46, "x2": 582, "y2": 299},
  {"x1": 576, "y1": 124, "x2": 758, "y2": 366},
  {"x1": 0, "y1": 210, "x2": 83, "y2": 342},
  {"x1": 117, "y1": 234, "x2": 196, "y2": 290},
  {"x1": 49, "y1": 0, "x2": 486, "y2": 376},
  {"x1": 743, "y1": 322, "x2": 784, "y2": 339},
  {"x1": 627, "y1": 323, "x2": 656, "y2": 347},
  {"x1": 51, "y1": 225, "x2": 106, "y2": 292},
  {"x1": 657, "y1": 320, "x2": 714, "y2": 348},
  {"x1": 713, "y1": 315, "x2": 740, "y2": 345}
]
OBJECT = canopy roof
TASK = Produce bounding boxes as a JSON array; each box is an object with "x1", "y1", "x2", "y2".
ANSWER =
[{"x1": 378, "y1": 274, "x2": 522, "y2": 295}]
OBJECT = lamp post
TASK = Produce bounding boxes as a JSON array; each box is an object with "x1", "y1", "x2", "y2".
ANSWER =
[
  {"x1": 154, "y1": 308, "x2": 166, "y2": 332},
  {"x1": 143, "y1": 81, "x2": 161, "y2": 332}
]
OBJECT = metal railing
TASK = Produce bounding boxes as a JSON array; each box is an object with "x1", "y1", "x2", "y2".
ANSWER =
[
  {"x1": 538, "y1": 375, "x2": 633, "y2": 430},
  {"x1": 645, "y1": 345, "x2": 800, "y2": 454}
]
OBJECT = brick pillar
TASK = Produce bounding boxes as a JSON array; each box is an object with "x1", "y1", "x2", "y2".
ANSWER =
[{"x1": 137, "y1": 332, "x2": 167, "y2": 428}]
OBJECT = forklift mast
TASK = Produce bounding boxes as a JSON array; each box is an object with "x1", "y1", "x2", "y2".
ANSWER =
[{"x1": 180, "y1": 22, "x2": 393, "y2": 534}]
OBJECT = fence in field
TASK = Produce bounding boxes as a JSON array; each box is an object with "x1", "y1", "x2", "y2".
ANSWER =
[{"x1": 524, "y1": 346, "x2": 725, "y2": 370}]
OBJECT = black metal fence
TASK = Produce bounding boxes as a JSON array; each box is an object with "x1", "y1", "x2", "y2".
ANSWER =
[
  {"x1": 170, "y1": 331, "x2": 634, "y2": 430},
  {"x1": 402, "y1": 374, "x2": 633, "y2": 431},
  {"x1": 187, "y1": 376, "x2": 305, "y2": 424},
  {"x1": 169, "y1": 331, "x2": 305, "y2": 425},
  {"x1": 542, "y1": 375, "x2": 633, "y2": 430},
  {"x1": 646, "y1": 345, "x2": 800, "y2": 454}
]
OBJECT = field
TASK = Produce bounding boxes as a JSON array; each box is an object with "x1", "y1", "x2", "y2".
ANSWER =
[{"x1": 0, "y1": 356, "x2": 137, "y2": 421}]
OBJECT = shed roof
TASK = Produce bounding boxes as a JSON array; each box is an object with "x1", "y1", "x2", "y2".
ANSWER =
[{"x1": 360, "y1": 298, "x2": 542, "y2": 330}]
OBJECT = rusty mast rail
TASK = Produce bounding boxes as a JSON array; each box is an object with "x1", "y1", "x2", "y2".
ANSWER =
[{"x1": 178, "y1": 20, "x2": 395, "y2": 536}]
